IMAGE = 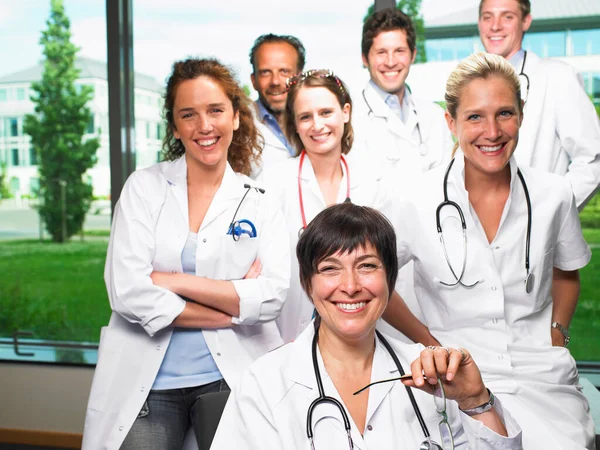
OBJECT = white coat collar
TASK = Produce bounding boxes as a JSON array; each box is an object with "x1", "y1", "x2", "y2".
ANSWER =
[
  {"x1": 287, "y1": 322, "x2": 400, "y2": 416},
  {"x1": 298, "y1": 152, "x2": 364, "y2": 190},
  {"x1": 363, "y1": 82, "x2": 419, "y2": 141},
  {"x1": 158, "y1": 156, "x2": 249, "y2": 230},
  {"x1": 450, "y1": 150, "x2": 519, "y2": 195}
]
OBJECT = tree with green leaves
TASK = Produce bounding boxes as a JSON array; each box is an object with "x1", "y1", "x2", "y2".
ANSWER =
[
  {"x1": 24, "y1": 0, "x2": 99, "y2": 242},
  {"x1": 364, "y1": 0, "x2": 427, "y2": 63}
]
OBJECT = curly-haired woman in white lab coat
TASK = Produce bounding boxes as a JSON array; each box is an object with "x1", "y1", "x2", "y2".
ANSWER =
[
  {"x1": 81, "y1": 58, "x2": 289, "y2": 450},
  {"x1": 384, "y1": 52, "x2": 595, "y2": 449}
]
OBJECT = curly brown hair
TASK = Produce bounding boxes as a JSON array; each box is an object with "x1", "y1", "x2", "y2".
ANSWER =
[
  {"x1": 162, "y1": 58, "x2": 262, "y2": 175},
  {"x1": 283, "y1": 71, "x2": 354, "y2": 156}
]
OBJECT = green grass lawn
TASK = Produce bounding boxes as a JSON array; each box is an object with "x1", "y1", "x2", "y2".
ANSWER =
[
  {"x1": 0, "y1": 239, "x2": 110, "y2": 342},
  {"x1": 0, "y1": 229, "x2": 599, "y2": 361},
  {"x1": 569, "y1": 228, "x2": 600, "y2": 360}
]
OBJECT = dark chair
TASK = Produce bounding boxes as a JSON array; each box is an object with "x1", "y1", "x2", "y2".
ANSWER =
[{"x1": 194, "y1": 390, "x2": 231, "y2": 450}]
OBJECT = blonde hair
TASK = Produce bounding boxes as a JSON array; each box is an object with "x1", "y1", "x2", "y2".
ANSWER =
[{"x1": 445, "y1": 52, "x2": 522, "y2": 157}]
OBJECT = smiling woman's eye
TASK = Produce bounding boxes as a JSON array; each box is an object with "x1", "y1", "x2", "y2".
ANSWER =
[
  {"x1": 358, "y1": 262, "x2": 381, "y2": 272},
  {"x1": 467, "y1": 114, "x2": 481, "y2": 121},
  {"x1": 317, "y1": 265, "x2": 341, "y2": 274}
]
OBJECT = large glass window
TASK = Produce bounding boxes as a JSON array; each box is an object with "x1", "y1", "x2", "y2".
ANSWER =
[
  {"x1": 425, "y1": 36, "x2": 477, "y2": 62},
  {"x1": 524, "y1": 31, "x2": 566, "y2": 57},
  {"x1": 9, "y1": 117, "x2": 19, "y2": 137},
  {"x1": 0, "y1": 0, "x2": 109, "y2": 365},
  {"x1": 571, "y1": 29, "x2": 600, "y2": 56}
]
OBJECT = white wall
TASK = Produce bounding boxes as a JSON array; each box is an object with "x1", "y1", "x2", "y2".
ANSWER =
[{"x1": 0, "y1": 363, "x2": 93, "y2": 434}]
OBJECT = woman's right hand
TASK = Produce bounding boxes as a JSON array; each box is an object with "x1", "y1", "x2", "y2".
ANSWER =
[{"x1": 244, "y1": 259, "x2": 262, "y2": 279}]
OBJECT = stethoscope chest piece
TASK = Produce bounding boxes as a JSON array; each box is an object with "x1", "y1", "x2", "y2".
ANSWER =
[{"x1": 525, "y1": 272, "x2": 534, "y2": 294}]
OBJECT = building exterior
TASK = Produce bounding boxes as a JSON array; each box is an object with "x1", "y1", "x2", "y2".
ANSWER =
[
  {"x1": 0, "y1": 57, "x2": 164, "y2": 197},
  {"x1": 407, "y1": 0, "x2": 600, "y2": 104}
]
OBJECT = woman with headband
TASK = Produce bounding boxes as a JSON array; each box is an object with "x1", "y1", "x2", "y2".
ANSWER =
[{"x1": 258, "y1": 69, "x2": 389, "y2": 344}]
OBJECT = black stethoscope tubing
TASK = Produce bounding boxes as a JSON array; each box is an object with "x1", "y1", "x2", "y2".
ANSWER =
[
  {"x1": 227, "y1": 183, "x2": 264, "y2": 238},
  {"x1": 307, "y1": 323, "x2": 432, "y2": 448},
  {"x1": 518, "y1": 50, "x2": 530, "y2": 102},
  {"x1": 436, "y1": 158, "x2": 533, "y2": 292}
]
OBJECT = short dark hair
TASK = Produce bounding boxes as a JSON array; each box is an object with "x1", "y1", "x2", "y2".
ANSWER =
[
  {"x1": 478, "y1": 0, "x2": 530, "y2": 18},
  {"x1": 296, "y1": 203, "x2": 398, "y2": 298},
  {"x1": 249, "y1": 34, "x2": 306, "y2": 74},
  {"x1": 362, "y1": 8, "x2": 417, "y2": 57}
]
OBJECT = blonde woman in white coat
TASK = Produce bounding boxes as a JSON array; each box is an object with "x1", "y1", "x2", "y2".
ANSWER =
[
  {"x1": 385, "y1": 53, "x2": 595, "y2": 449},
  {"x1": 258, "y1": 70, "x2": 389, "y2": 343},
  {"x1": 82, "y1": 58, "x2": 289, "y2": 450}
]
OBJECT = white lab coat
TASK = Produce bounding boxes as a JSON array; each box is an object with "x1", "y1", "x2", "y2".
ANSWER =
[
  {"x1": 81, "y1": 156, "x2": 290, "y2": 450},
  {"x1": 515, "y1": 51, "x2": 600, "y2": 209},
  {"x1": 353, "y1": 82, "x2": 455, "y2": 336},
  {"x1": 352, "y1": 81, "x2": 453, "y2": 175},
  {"x1": 258, "y1": 152, "x2": 389, "y2": 343},
  {"x1": 211, "y1": 324, "x2": 523, "y2": 449},
  {"x1": 389, "y1": 153, "x2": 595, "y2": 449},
  {"x1": 250, "y1": 113, "x2": 293, "y2": 179}
]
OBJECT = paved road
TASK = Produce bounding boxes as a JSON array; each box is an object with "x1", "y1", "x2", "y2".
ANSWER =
[{"x1": 0, "y1": 207, "x2": 111, "y2": 240}]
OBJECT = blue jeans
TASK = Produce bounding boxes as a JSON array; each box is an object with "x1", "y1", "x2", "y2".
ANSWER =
[{"x1": 120, "y1": 379, "x2": 230, "y2": 450}]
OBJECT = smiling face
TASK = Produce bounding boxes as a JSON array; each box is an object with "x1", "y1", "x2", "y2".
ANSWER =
[
  {"x1": 251, "y1": 41, "x2": 300, "y2": 116},
  {"x1": 445, "y1": 75, "x2": 522, "y2": 178},
  {"x1": 478, "y1": 0, "x2": 531, "y2": 59},
  {"x1": 293, "y1": 86, "x2": 350, "y2": 157},
  {"x1": 363, "y1": 29, "x2": 416, "y2": 97},
  {"x1": 172, "y1": 76, "x2": 239, "y2": 172},
  {"x1": 310, "y1": 242, "x2": 389, "y2": 342}
]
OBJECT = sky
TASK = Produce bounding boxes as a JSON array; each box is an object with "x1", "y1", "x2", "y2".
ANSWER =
[{"x1": 0, "y1": 0, "x2": 479, "y2": 99}]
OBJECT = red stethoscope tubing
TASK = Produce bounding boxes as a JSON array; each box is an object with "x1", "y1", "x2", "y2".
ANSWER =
[{"x1": 297, "y1": 149, "x2": 351, "y2": 231}]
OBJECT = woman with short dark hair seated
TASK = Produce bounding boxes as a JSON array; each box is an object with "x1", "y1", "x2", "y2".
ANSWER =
[{"x1": 211, "y1": 203, "x2": 522, "y2": 449}]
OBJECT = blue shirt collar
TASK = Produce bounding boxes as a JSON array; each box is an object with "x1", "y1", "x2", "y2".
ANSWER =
[{"x1": 508, "y1": 49, "x2": 525, "y2": 72}]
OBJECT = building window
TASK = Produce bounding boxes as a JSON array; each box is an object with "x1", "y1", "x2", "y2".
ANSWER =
[
  {"x1": 146, "y1": 121, "x2": 151, "y2": 139},
  {"x1": 9, "y1": 118, "x2": 18, "y2": 137},
  {"x1": 87, "y1": 115, "x2": 95, "y2": 134},
  {"x1": 30, "y1": 177, "x2": 40, "y2": 196},
  {"x1": 16, "y1": 88, "x2": 26, "y2": 101},
  {"x1": 425, "y1": 36, "x2": 477, "y2": 62},
  {"x1": 0, "y1": 89, "x2": 6, "y2": 101},
  {"x1": 571, "y1": 29, "x2": 600, "y2": 56},
  {"x1": 29, "y1": 148, "x2": 38, "y2": 166},
  {"x1": 11, "y1": 148, "x2": 19, "y2": 166},
  {"x1": 524, "y1": 31, "x2": 566, "y2": 58}
]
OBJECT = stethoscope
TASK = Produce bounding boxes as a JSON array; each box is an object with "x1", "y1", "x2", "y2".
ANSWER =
[
  {"x1": 361, "y1": 86, "x2": 427, "y2": 156},
  {"x1": 436, "y1": 158, "x2": 534, "y2": 292},
  {"x1": 518, "y1": 50, "x2": 530, "y2": 103},
  {"x1": 297, "y1": 150, "x2": 351, "y2": 237},
  {"x1": 226, "y1": 183, "x2": 264, "y2": 241},
  {"x1": 307, "y1": 322, "x2": 443, "y2": 449}
]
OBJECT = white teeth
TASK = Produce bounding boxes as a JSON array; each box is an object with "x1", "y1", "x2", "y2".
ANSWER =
[
  {"x1": 198, "y1": 138, "x2": 218, "y2": 147},
  {"x1": 336, "y1": 302, "x2": 367, "y2": 311},
  {"x1": 479, "y1": 144, "x2": 502, "y2": 152},
  {"x1": 490, "y1": 37, "x2": 503, "y2": 41},
  {"x1": 312, "y1": 134, "x2": 329, "y2": 142}
]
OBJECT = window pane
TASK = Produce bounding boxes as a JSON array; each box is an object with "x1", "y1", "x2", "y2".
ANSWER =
[
  {"x1": 0, "y1": 0, "x2": 110, "y2": 364},
  {"x1": 523, "y1": 31, "x2": 566, "y2": 57},
  {"x1": 425, "y1": 37, "x2": 477, "y2": 62},
  {"x1": 572, "y1": 29, "x2": 600, "y2": 56}
]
